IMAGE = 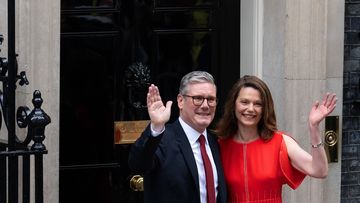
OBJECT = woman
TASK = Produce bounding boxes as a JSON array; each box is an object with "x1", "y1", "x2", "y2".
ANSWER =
[{"x1": 216, "y1": 75, "x2": 337, "y2": 203}]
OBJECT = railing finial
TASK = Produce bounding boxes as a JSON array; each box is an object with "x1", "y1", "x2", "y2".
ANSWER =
[{"x1": 27, "y1": 90, "x2": 51, "y2": 151}]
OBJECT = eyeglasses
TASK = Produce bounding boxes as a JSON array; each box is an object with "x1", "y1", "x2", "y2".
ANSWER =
[{"x1": 182, "y1": 95, "x2": 218, "y2": 107}]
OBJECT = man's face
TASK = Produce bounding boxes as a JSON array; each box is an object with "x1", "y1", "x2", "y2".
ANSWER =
[{"x1": 177, "y1": 82, "x2": 217, "y2": 133}]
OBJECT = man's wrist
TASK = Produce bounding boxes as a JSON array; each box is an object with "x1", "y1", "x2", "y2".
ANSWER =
[{"x1": 150, "y1": 123, "x2": 165, "y2": 137}]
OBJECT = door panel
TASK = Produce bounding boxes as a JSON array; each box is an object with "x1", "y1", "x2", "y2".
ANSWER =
[
  {"x1": 155, "y1": 0, "x2": 216, "y2": 7},
  {"x1": 60, "y1": 0, "x2": 239, "y2": 202}
]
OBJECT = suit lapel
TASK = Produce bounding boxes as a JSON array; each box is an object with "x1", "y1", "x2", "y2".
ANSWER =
[
  {"x1": 208, "y1": 133, "x2": 226, "y2": 203},
  {"x1": 174, "y1": 120, "x2": 200, "y2": 193}
]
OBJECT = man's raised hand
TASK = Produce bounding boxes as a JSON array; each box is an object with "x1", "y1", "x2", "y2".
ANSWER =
[{"x1": 147, "y1": 84, "x2": 173, "y2": 132}]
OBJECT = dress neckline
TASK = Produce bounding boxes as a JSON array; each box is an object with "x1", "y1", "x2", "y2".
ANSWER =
[{"x1": 231, "y1": 135, "x2": 261, "y2": 145}]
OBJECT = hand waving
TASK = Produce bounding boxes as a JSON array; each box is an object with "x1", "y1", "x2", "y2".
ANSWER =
[
  {"x1": 309, "y1": 93, "x2": 337, "y2": 128},
  {"x1": 147, "y1": 84, "x2": 173, "y2": 132}
]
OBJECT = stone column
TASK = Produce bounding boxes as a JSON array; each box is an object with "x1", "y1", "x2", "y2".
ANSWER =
[
  {"x1": 18, "y1": 1, "x2": 60, "y2": 202},
  {"x1": 262, "y1": 0, "x2": 343, "y2": 202}
]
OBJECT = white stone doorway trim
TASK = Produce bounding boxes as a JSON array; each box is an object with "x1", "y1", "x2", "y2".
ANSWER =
[{"x1": 240, "y1": 0, "x2": 263, "y2": 78}]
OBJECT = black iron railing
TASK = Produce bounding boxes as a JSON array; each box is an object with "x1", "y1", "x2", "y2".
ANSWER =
[{"x1": 0, "y1": 0, "x2": 51, "y2": 203}]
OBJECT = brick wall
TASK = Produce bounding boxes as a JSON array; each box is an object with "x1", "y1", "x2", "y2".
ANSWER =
[{"x1": 343, "y1": 1, "x2": 360, "y2": 202}]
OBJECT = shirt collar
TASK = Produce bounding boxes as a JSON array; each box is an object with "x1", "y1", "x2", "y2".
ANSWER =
[{"x1": 179, "y1": 117, "x2": 208, "y2": 145}]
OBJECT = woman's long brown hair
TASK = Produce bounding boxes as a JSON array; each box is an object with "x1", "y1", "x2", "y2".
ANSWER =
[{"x1": 216, "y1": 75, "x2": 277, "y2": 140}]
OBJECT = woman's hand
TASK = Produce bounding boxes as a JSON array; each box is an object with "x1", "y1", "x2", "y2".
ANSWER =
[{"x1": 308, "y1": 93, "x2": 337, "y2": 129}]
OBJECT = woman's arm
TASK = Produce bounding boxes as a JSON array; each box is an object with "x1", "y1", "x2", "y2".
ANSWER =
[{"x1": 284, "y1": 93, "x2": 337, "y2": 178}]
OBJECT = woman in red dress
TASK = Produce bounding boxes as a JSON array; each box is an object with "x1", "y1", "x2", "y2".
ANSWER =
[{"x1": 216, "y1": 75, "x2": 337, "y2": 203}]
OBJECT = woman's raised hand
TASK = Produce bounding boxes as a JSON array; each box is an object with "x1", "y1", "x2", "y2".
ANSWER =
[{"x1": 308, "y1": 93, "x2": 337, "y2": 128}]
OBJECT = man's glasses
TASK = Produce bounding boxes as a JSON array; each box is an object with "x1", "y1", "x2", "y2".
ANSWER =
[{"x1": 182, "y1": 95, "x2": 218, "y2": 107}]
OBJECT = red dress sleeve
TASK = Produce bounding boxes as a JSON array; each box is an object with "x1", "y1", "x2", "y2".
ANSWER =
[{"x1": 279, "y1": 135, "x2": 306, "y2": 189}]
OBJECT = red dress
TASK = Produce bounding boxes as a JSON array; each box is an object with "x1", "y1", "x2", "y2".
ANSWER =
[{"x1": 218, "y1": 131, "x2": 306, "y2": 203}]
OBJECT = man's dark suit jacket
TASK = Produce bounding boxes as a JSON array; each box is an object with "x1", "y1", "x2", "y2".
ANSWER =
[{"x1": 128, "y1": 119, "x2": 227, "y2": 203}]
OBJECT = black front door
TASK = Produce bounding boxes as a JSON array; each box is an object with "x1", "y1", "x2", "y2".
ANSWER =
[{"x1": 60, "y1": 0, "x2": 239, "y2": 202}]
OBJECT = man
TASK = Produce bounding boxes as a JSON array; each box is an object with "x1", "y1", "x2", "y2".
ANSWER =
[{"x1": 128, "y1": 71, "x2": 227, "y2": 203}]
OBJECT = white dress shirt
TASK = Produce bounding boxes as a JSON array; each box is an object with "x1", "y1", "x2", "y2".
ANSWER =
[{"x1": 179, "y1": 117, "x2": 218, "y2": 203}]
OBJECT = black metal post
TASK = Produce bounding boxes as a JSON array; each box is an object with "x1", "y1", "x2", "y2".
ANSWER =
[
  {"x1": 23, "y1": 154, "x2": 30, "y2": 203},
  {"x1": 28, "y1": 90, "x2": 50, "y2": 203},
  {"x1": 8, "y1": 157, "x2": 19, "y2": 203},
  {"x1": 0, "y1": 145, "x2": 6, "y2": 203},
  {"x1": 8, "y1": 0, "x2": 16, "y2": 148},
  {"x1": 8, "y1": 0, "x2": 19, "y2": 202},
  {"x1": 35, "y1": 155, "x2": 44, "y2": 203}
]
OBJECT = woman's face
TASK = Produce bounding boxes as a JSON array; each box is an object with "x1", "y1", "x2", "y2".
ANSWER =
[{"x1": 235, "y1": 86, "x2": 263, "y2": 129}]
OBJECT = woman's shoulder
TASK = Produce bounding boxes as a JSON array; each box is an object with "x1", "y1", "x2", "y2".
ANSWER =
[
  {"x1": 272, "y1": 131, "x2": 297, "y2": 141},
  {"x1": 266, "y1": 130, "x2": 286, "y2": 142},
  {"x1": 276, "y1": 131, "x2": 299, "y2": 147}
]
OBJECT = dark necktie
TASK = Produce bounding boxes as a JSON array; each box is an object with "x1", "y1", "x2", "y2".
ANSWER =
[{"x1": 199, "y1": 134, "x2": 216, "y2": 203}]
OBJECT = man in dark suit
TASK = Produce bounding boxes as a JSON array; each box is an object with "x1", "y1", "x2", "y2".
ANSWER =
[{"x1": 129, "y1": 71, "x2": 226, "y2": 203}]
